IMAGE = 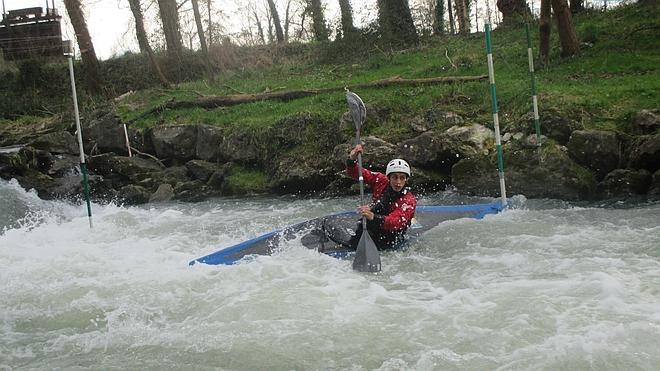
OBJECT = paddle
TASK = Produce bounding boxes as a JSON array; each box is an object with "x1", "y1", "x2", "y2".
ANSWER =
[{"x1": 345, "y1": 89, "x2": 381, "y2": 273}]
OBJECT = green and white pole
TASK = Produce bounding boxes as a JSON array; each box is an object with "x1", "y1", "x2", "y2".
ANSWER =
[
  {"x1": 64, "y1": 41, "x2": 93, "y2": 228},
  {"x1": 525, "y1": 23, "x2": 541, "y2": 145},
  {"x1": 485, "y1": 23, "x2": 508, "y2": 207}
]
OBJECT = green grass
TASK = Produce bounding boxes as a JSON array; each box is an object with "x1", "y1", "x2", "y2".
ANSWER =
[{"x1": 110, "y1": 3, "x2": 658, "y2": 135}]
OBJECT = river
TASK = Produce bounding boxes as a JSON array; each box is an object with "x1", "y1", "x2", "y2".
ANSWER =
[{"x1": 1, "y1": 178, "x2": 659, "y2": 370}]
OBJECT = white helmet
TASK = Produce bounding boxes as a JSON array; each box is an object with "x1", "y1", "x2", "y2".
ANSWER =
[{"x1": 386, "y1": 159, "x2": 411, "y2": 177}]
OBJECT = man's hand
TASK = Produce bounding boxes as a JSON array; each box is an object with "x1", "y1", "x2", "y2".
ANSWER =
[
  {"x1": 358, "y1": 205, "x2": 374, "y2": 220},
  {"x1": 349, "y1": 144, "x2": 363, "y2": 161}
]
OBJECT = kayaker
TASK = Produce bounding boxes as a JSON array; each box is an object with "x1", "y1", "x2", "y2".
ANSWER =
[{"x1": 345, "y1": 144, "x2": 417, "y2": 250}]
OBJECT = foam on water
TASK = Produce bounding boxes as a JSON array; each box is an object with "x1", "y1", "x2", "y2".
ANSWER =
[{"x1": 1, "y1": 180, "x2": 659, "y2": 370}]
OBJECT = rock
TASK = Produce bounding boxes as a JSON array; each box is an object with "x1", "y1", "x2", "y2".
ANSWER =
[
  {"x1": 29, "y1": 131, "x2": 78, "y2": 154},
  {"x1": 149, "y1": 125, "x2": 198, "y2": 161},
  {"x1": 196, "y1": 124, "x2": 226, "y2": 161},
  {"x1": 83, "y1": 112, "x2": 130, "y2": 155},
  {"x1": 628, "y1": 133, "x2": 660, "y2": 173},
  {"x1": 631, "y1": 109, "x2": 660, "y2": 134},
  {"x1": 515, "y1": 110, "x2": 583, "y2": 145},
  {"x1": 149, "y1": 183, "x2": 174, "y2": 203},
  {"x1": 332, "y1": 136, "x2": 397, "y2": 173},
  {"x1": 649, "y1": 170, "x2": 660, "y2": 197},
  {"x1": 597, "y1": 169, "x2": 651, "y2": 199},
  {"x1": 451, "y1": 144, "x2": 597, "y2": 200},
  {"x1": 407, "y1": 168, "x2": 451, "y2": 193},
  {"x1": 88, "y1": 154, "x2": 164, "y2": 188},
  {"x1": 399, "y1": 124, "x2": 494, "y2": 173},
  {"x1": 186, "y1": 160, "x2": 221, "y2": 182},
  {"x1": 173, "y1": 181, "x2": 216, "y2": 202},
  {"x1": 48, "y1": 154, "x2": 79, "y2": 177},
  {"x1": 218, "y1": 130, "x2": 261, "y2": 165},
  {"x1": 118, "y1": 184, "x2": 151, "y2": 204},
  {"x1": 269, "y1": 157, "x2": 333, "y2": 194},
  {"x1": 161, "y1": 166, "x2": 190, "y2": 186},
  {"x1": 522, "y1": 134, "x2": 547, "y2": 148},
  {"x1": 567, "y1": 130, "x2": 622, "y2": 180}
]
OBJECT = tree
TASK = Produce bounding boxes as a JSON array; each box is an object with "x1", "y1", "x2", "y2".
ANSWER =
[
  {"x1": 191, "y1": 0, "x2": 212, "y2": 72},
  {"x1": 157, "y1": 0, "x2": 184, "y2": 63},
  {"x1": 266, "y1": 0, "x2": 285, "y2": 43},
  {"x1": 539, "y1": 0, "x2": 551, "y2": 65},
  {"x1": 551, "y1": 0, "x2": 580, "y2": 57},
  {"x1": 447, "y1": 0, "x2": 456, "y2": 34},
  {"x1": 63, "y1": 0, "x2": 102, "y2": 93},
  {"x1": 496, "y1": 0, "x2": 531, "y2": 24},
  {"x1": 569, "y1": 0, "x2": 584, "y2": 13},
  {"x1": 378, "y1": 0, "x2": 419, "y2": 46},
  {"x1": 127, "y1": 0, "x2": 170, "y2": 87},
  {"x1": 433, "y1": 0, "x2": 445, "y2": 35},
  {"x1": 338, "y1": 0, "x2": 357, "y2": 38},
  {"x1": 454, "y1": 0, "x2": 470, "y2": 34},
  {"x1": 538, "y1": 0, "x2": 579, "y2": 64},
  {"x1": 307, "y1": 0, "x2": 329, "y2": 41}
]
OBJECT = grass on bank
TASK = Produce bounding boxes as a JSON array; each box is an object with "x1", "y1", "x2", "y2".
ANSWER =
[{"x1": 113, "y1": 4, "x2": 658, "y2": 138}]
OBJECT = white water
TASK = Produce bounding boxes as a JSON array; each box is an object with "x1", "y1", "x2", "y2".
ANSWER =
[{"x1": 1, "y1": 178, "x2": 659, "y2": 370}]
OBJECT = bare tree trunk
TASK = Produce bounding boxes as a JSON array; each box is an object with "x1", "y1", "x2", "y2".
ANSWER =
[
  {"x1": 206, "y1": 0, "x2": 212, "y2": 47},
  {"x1": 454, "y1": 0, "x2": 470, "y2": 34},
  {"x1": 284, "y1": 0, "x2": 292, "y2": 42},
  {"x1": 433, "y1": 0, "x2": 445, "y2": 35},
  {"x1": 496, "y1": 0, "x2": 531, "y2": 24},
  {"x1": 266, "y1": 0, "x2": 285, "y2": 43},
  {"x1": 551, "y1": 0, "x2": 580, "y2": 57},
  {"x1": 474, "y1": 0, "x2": 479, "y2": 32},
  {"x1": 338, "y1": 0, "x2": 357, "y2": 38},
  {"x1": 539, "y1": 0, "x2": 551, "y2": 65},
  {"x1": 63, "y1": 0, "x2": 102, "y2": 94},
  {"x1": 569, "y1": 0, "x2": 583, "y2": 13},
  {"x1": 127, "y1": 0, "x2": 170, "y2": 87},
  {"x1": 157, "y1": 0, "x2": 183, "y2": 63},
  {"x1": 447, "y1": 0, "x2": 456, "y2": 34},
  {"x1": 191, "y1": 0, "x2": 213, "y2": 78},
  {"x1": 378, "y1": 0, "x2": 419, "y2": 46},
  {"x1": 308, "y1": 0, "x2": 329, "y2": 41}
]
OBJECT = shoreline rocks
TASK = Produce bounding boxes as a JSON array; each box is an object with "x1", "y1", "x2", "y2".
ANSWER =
[{"x1": 1, "y1": 107, "x2": 658, "y2": 204}]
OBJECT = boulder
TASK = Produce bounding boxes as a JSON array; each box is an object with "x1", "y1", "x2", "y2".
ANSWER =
[
  {"x1": 82, "y1": 112, "x2": 129, "y2": 154},
  {"x1": 186, "y1": 159, "x2": 222, "y2": 182},
  {"x1": 173, "y1": 181, "x2": 218, "y2": 202},
  {"x1": 88, "y1": 154, "x2": 164, "y2": 188},
  {"x1": 218, "y1": 130, "x2": 261, "y2": 165},
  {"x1": 567, "y1": 130, "x2": 622, "y2": 180},
  {"x1": 196, "y1": 124, "x2": 226, "y2": 161},
  {"x1": 631, "y1": 109, "x2": 660, "y2": 134},
  {"x1": 514, "y1": 110, "x2": 583, "y2": 145},
  {"x1": 410, "y1": 110, "x2": 465, "y2": 132},
  {"x1": 149, "y1": 125, "x2": 198, "y2": 161},
  {"x1": 628, "y1": 133, "x2": 660, "y2": 173},
  {"x1": 149, "y1": 183, "x2": 174, "y2": 203},
  {"x1": 452, "y1": 144, "x2": 597, "y2": 200},
  {"x1": 161, "y1": 166, "x2": 191, "y2": 186},
  {"x1": 332, "y1": 136, "x2": 397, "y2": 173},
  {"x1": 29, "y1": 131, "x2": 78, "y2": 154},
  {"x1": 269, "y1": 156, "x2": 334, "y2": 194},
  {"x1": 399, "y1": 124, "x2": 494, "y2": 173},
  {"x1": 47, "y1": 154, "x2": 79, "y2": 177},
  {"x1": 597, "y1": 169, "x2": 651, "y2": 199},
  {"x1": 649, "y1": 169, "x2": 660, "y2": 197},
  {"x1": 118, "y1": 184, "x2": 151, "y2": 205}
]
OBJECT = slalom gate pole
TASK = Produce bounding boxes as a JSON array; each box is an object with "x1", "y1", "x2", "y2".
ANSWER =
[
  {"x1": 65, "y1": 43, "x2": 93, "y2": 228},
  {"x1": 485, "y1": 23, "x2": 508, "y2": 208},
  {"x1": 525, "y1": 23, "x2": 541, "y2": 146}
]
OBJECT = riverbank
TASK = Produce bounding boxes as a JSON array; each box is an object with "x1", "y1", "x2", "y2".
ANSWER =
[{"x1": 0, "y1": 4, "x2": 658, "y2": 204}]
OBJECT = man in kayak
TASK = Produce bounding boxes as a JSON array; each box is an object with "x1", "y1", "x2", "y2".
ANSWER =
[{"x1": 345, "y1": 144, "x2": 417, "y2": 250}]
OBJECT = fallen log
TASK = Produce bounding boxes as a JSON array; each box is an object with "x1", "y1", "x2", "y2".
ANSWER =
[
  {"x1": 135, "y1": 75, "x2": 488, "y2": 120},
  {"x1": 179, "y1": 75, "x2": 486, "y2": 108}
]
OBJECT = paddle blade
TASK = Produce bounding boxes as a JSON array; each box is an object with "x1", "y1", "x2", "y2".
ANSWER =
[
  {"x1": 352, "y1": 230, "x2": 381, "y2": 272},
  {"x1": 346, "y1": 90, "x2": 366, "y2": 130}
]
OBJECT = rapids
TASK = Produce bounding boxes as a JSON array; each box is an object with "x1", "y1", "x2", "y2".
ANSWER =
[{"x1": 1, "y1": 178, "x2": 659, "y2": 370}]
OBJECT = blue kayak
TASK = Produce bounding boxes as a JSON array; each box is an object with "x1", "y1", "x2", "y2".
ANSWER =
[{"x1": 190, "y1": 201, "x2": 506, "y2": 266}]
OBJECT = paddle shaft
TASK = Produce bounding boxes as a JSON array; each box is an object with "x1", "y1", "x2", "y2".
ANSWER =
[{"x1": 354, "y1": 129, "x2": 367, "y2": 230}]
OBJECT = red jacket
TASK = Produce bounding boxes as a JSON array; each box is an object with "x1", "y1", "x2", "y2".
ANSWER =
[{"x1": 346, "y1": 162, "x2": 417, "y2": 232}]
